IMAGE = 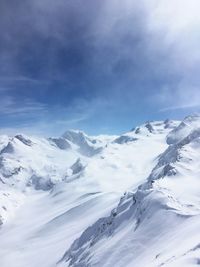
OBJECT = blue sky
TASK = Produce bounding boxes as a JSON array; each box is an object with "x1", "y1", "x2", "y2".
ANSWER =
[{"x1": 0, "y1": 0, "x2": 200, "y2": 136}]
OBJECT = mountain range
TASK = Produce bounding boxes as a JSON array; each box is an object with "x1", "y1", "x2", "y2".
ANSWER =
[{"x1": 1, "y1": 114, "x2": 200, "y2": 267}]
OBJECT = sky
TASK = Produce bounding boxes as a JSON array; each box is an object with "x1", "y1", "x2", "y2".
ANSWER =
[{"x1": 0, "y1": 0, "x2": 200, "y2": 136}]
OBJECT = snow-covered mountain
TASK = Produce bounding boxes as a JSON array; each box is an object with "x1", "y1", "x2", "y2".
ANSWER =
[{"x1": 0, "y1": 115, "x2": 200, "y2": 267}]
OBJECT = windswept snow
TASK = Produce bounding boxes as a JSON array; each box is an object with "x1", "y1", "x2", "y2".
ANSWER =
[{"x1": 0, "y1": 115, "x2": 200, "y2": 267}]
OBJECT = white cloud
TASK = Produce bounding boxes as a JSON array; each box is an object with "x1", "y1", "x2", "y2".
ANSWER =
[
  {"x1": 94, "y1": 0, "x2": 200, "y2": 112},
  {"x1": 139, "y1": 0, "x2": 200, "y2": 111}
]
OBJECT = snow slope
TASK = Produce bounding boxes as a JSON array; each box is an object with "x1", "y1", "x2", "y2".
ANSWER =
[
  {"x1": 60, "y1": 115, "x2": 200, "y2": 267},
  {"x1": 0, "y1": 116, "x2": 200, "y2": 267}
]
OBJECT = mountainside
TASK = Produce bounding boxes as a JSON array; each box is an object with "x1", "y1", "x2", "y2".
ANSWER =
[{"x1": 1, "y1": 115, "x2": 200, "y2": 267}]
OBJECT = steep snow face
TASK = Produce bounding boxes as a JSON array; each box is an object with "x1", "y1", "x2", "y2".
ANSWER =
[
  {"x1": 166, "y1": 114, "x2": 200, "y2": 145},
  {"x1": 1, "y1": 117, "x2": 200, "y2": 267},
  {"x1": 60, "y1": 116, "x2": 200, "y2": 267}
]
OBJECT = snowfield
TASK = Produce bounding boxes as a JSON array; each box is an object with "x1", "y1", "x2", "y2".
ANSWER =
[{"x1": 0, "y1": 115, "x2": 200, "y2": 267}]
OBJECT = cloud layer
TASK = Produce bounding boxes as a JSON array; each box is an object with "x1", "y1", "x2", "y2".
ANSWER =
[{"x1": 0, "y1": 0, "x2": 200, "y2": 135}]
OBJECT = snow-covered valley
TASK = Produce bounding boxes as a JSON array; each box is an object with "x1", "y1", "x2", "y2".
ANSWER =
[{"x1": 1, "y1": 115, "x2": 200, "y2": 267}]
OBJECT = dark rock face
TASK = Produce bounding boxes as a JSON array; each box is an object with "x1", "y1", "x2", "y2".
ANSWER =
[
  {"x1": 49, "y1": 138, "x2": 71, "y2": 150},
  {"x1": 0, "y1": 142, "x2": 15, "y2": 154},
  {"x1": 145, "y1": 122, "x2": 154, "y2": 133},
  {"x1": 29, "y1": 175, "x2": 55, "y2": 191},
  {"x1": 70, "y1": 158, "x2": 85, "y2": 175},
  {"x1": 114, "y1": 135, "x2": 138, "y2": 144},
  {"x1": 15, "y1": 135, "x2": 33, "y2": 147}
]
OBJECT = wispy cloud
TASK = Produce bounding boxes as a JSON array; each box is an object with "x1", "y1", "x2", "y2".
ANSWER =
[
  {"x1": 156, "y1": 84, "x2": 200, "y2": 113},
  {"x1": 0, "y1": 96, "x2": 47, "y2": 116},
  {"x1": 0, "y1": 76, "x2": 50, "y2": 86},
  {"x1": 160, "y1": 103, "x2": 200, "y2": 112},
  {"x1": 0, "y1": 95, "x2": 102, "y2": 136}
]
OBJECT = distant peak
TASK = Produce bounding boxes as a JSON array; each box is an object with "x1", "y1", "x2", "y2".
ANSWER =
[
  {"x1": 62, "y1": 129, "x2": 86, "y2": 140},
  {"x1": 183, "y1": 113, "x2": 200, "y2": 123}
]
